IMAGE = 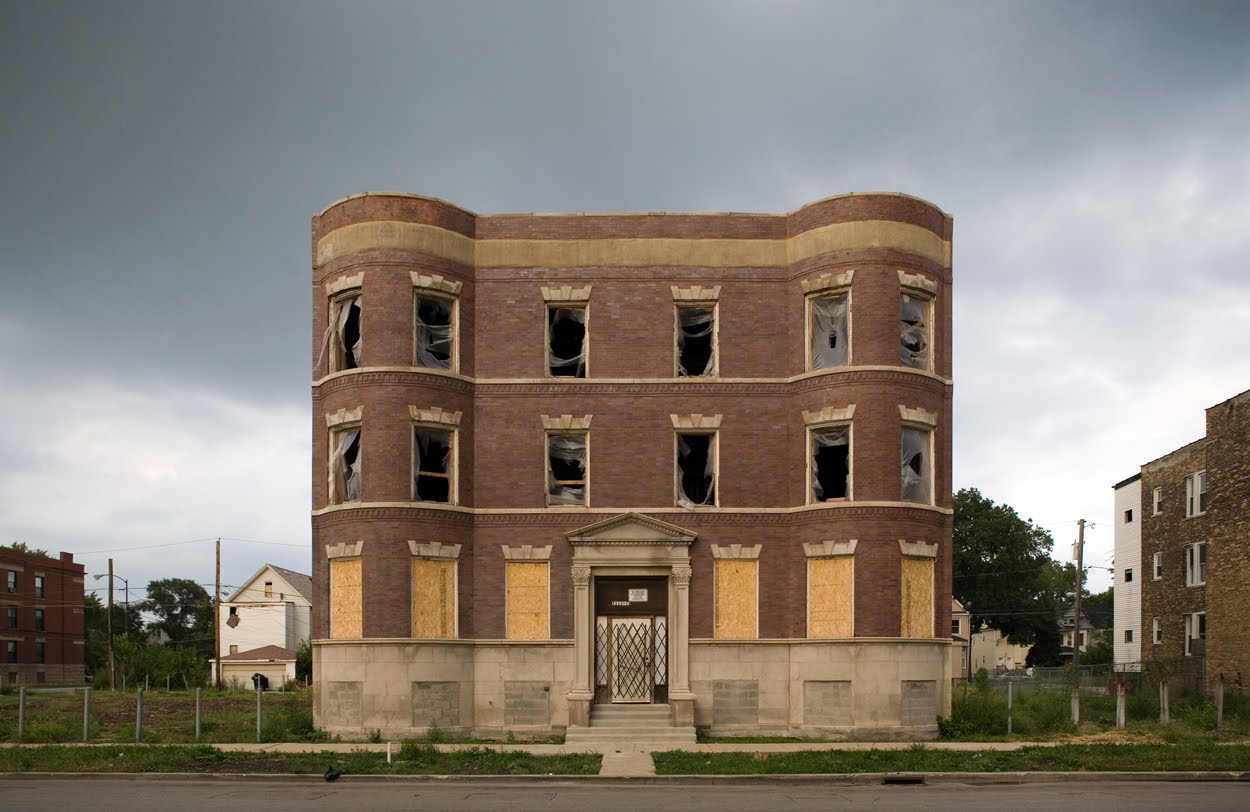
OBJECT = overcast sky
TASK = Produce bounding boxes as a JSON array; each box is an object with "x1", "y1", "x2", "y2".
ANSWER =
[{"x1": 3, "y1": 0, "x2": 1248, "y2": 603}]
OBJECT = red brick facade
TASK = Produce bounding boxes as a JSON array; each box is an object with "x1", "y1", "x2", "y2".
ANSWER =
[
  {"x1": 310, "y1": 192, "x2": 953, "y2": 647},
  {"x1": 1, "y1": 549, "x2": 85, "y2": 686}
]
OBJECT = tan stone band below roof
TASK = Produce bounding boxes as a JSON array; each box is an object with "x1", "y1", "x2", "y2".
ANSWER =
[{"x1": 315, "y1": 219, "x2": 950, "y2": 270}]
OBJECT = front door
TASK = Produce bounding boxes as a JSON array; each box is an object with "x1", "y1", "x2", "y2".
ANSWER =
[
  {"x1": 609, "y1": 617, "x2": 653, "y2": 702},
  {"x1": 594, "y1": 576, "x2": 669, "y2": 704}
]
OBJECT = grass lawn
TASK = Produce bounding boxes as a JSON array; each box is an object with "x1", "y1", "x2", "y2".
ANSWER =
[
  {"x1": 0, "y1": 743, "x2": 601, "y2": 776},
  {"x1": 0, "y1": 688, "x2": 320, "y2": 744},
  {"x1": 652, "y1": 743, "x2": 1250, "y2": 775}
]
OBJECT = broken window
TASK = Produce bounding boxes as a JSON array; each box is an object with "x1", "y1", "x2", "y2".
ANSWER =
[
  {"x1": 414, "y1": 427, "x2": 453, "y2": 503},
  {"x1": 677, "y1": 307, "x2": 715, "y2": 376},
  {"x1": 330, "y1": 427, "x2": 361, "y2": 503},
  {"x1": 332, "y1": 294, "x2": 362, "y2": 371},
  {"x1": 677, "y1": 433, "x2": 716, "y2": 507},
  {"x1": 900, "y1": 293, "x2": 930, "y2": 369},
  {"x1": 810, "y1": 426, "x2": 850, "y2": 502},
  {"x1": 415, "y1": 295, "x2": 454, "y2": 369},
  {"x1": 901, "y1": 427, "x2": 932, "y2": 503},
  {"x1": 547, "y1": 433, "x2": 587, "y2": 505},
  {"x1": 809, "y1": 294, "x2": 848, "y2": 369},
  {"x1": 548, "y1": 307, "x2": 586, "y2": 377}
]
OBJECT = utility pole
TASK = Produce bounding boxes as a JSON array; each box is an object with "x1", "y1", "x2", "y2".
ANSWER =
[
  {"x1": 1072, "y1": 519, "x2": 1085, "y2": 668},
  {"x1": 107, "y1": 557, "x2": 115, "y2": 691},
  {"x1": 214, "y1": 538, "x2": 222, "y2": 689}
]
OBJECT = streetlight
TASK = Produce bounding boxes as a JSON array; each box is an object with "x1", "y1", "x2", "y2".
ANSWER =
[{"x1": 91, "y1": 560, "x2": 129, "y2": 690}]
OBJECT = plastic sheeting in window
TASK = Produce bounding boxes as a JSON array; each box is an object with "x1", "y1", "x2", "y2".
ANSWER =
[
  {"x1": 901, "y1": 427, "x2": 930, "y2": 503},
  {"x1": 811, "y1": 426, "x2": 850, "y2": 501},
  {"x1": 677, "y1": 434, "x2": 715, "y2": 507},
  {"x1": 901, "y1": 294, "x2": 929, "y2": 368},
  {"x1": 549, "y1": 307, "x2": 586, "y2": 377},
  {"x1": 333, "y1": 428, "x2": 361, "y2": 502},
  {"x1": 337, "y1": 295, "x2": 361, "y2": 369},
  {"x1": 547, "y1": 434, "x2": 587, "y2": 504},
  {"x1": 416, "y1": 297, "x2": 453, "y2": 369},
  {"x1": 677, "y1": 307, "x2": 715, "y2": 376},
  {"x1": 810, "y1": 295, "x2": 848, "y2": 369}
]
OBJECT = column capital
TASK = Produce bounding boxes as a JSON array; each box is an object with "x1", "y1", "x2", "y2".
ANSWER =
[
  {"x1": 672, "y1": 566, "x2": 692, "y2": 586},
  {"x1": 571, "y1": 566, "x2": 592, "y2": 586}
]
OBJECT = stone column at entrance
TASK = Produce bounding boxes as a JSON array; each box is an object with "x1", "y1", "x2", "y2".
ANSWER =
[
  {"x1": 668, "y1": 565, "x2": 695, "y2": 726},
  {"x1": 567, "y1": 565, "x2": 594, "y2": 726}
]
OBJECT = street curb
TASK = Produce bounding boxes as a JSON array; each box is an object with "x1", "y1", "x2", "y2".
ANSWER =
[{"x1": 3, "y1": 770, "x2": 1248, "y2": 784}]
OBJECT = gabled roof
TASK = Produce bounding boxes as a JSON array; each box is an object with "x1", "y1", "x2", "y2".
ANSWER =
[
  {"x1": 220, "y1": 644, "x2": 295, "y2": 662},
  {"x1": 226, "y1": 563, "x2": 312, "y2": 604},
  {"x1": 565, "y1": 512, "x2": 697, "y2": 544}
]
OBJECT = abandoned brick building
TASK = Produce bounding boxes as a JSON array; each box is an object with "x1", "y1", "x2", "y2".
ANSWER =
[
  {"x1": 1131, "y1": 387, "x2": 1250, "y2": 687},
  {"x1": 310, "y1": 191, "x2": 955, "y2": 739},
  {"x1": 2, "y1": 547, "x2": 85, "y2": 687}
]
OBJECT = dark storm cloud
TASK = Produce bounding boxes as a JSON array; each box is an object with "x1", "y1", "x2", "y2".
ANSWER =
[{"x1": 2, "y1": 0, "x2": 1249, "y2": 589}]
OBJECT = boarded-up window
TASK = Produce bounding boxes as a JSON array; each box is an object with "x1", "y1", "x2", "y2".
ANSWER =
[
  {"x1": 412, "y1": 558, "x2": 456, "y2": 639},
  {"x1": 329, "y1": 558, "x2": 362, "y2": 639},
  {"x1": 808, "y1": 557, "x2": 853, "y2": 638},
  {"x1": 900, "y1": 557, "x2": 934, "y2": 638},
  {"x1": 506, "y1": 562, "x2": 549, "y2": 640},
  {"x1": 714, "y1": 560, "x2": 758, "y2": 639}
]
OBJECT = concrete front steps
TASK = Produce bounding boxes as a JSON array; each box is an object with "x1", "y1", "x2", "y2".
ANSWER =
[{"x1": 565, "y1": 703, "x2": 697, "y2": 747}]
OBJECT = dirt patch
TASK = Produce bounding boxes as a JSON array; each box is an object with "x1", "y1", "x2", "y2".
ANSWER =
[{"x1": 1056, "y1": 730, "x2": 1166, "y2": 744}]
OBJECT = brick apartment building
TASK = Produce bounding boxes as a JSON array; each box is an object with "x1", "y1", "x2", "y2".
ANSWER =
[
  {"x1": 1131, "y1": 387, "x2": 1250, "y2": 686},
  {"x1": 1, "y1": 547, "x2": 85, "y2": 686},
  {"x1": 310, "y1": 191, "x2": 955, "y2": 739}
]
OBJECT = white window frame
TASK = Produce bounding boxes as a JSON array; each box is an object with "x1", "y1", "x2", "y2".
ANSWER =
[
  {"x1": 1152, "y1": 616, "x2": 1162, "y2": 645},
  {"x1": 1185, "y1": 541, "x2": 1207, "y2": 586},
  {"x1": 1153, "y1": 486, "x2": 1163, "y2": 515},
  {"x1": 1153, "y1": 551, "x2": 1163, "y2": 580},
  {"x1": 328, "y1": 423, "x2": 362, "y2": 505},
  {"x1": 1184, "y1": 611, "x2": 1206, "y2": 656},
  {"x1": 1185, "y1": 470, "x2": 1207, "y2": 517}
]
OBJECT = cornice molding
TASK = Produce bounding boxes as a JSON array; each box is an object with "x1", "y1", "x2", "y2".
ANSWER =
[
  {"x1": 325, "y1": 406, "x2": 363, "y2": 427},
  {"x1": 671, "y1": 285, "x2": 721, "y2": 302},
  {"x1": 325, "y1": 541, "x2": 364, "y2": 559},
  {"x1": 326, "y1": 272, "x2": 364, "y2": 296},
  {"x1": 501, "y1": 544, "x2": 553, "y2": 561},
  {"x1": 407, "y1": 540, "x2": 461, "y2": 559},
  {"x1": 898, "y1": 269, "x2": 938, "y2": 295},
  {"x1": 898, "y1": 404, "x2": 938, "y2": 428},
  {"x1": 801, "y1": 268, "x2": 855, "y2": 294},
  {"x1": 541, "y1": 284, "x2": 592, "y2": 304},
  {"x1": 803, "y1": 404, "x2": 856, "y2": 425},
  {"x1": 670, "y1": 413, "x2": 723, "y2": 430},
  {"x1": 410, "y1": 272, "x2": 462, "y2": 296},
  {"x1": 409, "y1": 405, "x2": 462, "y2": 427},
  {"x1": 541, "y1": 414, "x2": 593, "y2": 432},
  {"x1": 899, "y1": 539, "x2": 939, "y2": 559}
]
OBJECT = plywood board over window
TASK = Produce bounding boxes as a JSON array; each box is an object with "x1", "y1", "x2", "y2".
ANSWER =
[
  {"x1": 506, "y1": 562, "x2": 550, "y2": 640},
  {"x1": 711, "y1": 544, "x2": 761, "y2": 639},
  {"x1": 411, "y1": 559, "x2": 456, "y2": 639},
  {"x1": 898, "y1": 540, "x2": 937, "y2": 639},
  {"x1": 329, "y1": 558, "x2": 362, "y2": 639},
  {"x1": 805, "y1": 539, "x2": 855, "y2": 638}
]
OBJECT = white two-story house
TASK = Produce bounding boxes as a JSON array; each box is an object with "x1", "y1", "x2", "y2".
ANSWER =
[{"x1": 212, "y1": 564, "x2": 311, "y2": 688}]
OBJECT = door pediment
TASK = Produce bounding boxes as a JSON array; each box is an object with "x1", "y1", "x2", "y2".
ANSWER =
[{"x1": 566, "y1": 512, "x2": 696, "y2": 546}]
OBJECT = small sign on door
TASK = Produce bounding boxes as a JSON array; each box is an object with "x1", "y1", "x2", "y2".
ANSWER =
[{"x1": 628, "y1": 589, "x2": 648, "y2": 602}]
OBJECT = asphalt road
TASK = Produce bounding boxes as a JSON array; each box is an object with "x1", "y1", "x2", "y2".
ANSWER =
[{"x1": 3, "y1": 777, "x2": 1249, "y2": 811}]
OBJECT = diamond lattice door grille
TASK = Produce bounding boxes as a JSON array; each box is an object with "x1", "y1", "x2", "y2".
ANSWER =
[{"x1": 610, "y1": 618, "x2": 653, "y2": 702}]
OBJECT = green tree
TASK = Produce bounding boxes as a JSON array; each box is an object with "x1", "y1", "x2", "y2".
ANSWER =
[
  {"x1": 295, "y1": 638, "x2": 312, "y2": 683},
  {"x1": 83, "y1": 593, "x2": 144, "y2": 675},
  {"x1": 4, "y1": 541, "x2": 49, "y2": 557},
  {"x1": 139, "y1": 578, "x2": 214, "y2": 657},
  {"x1": 953, "y1": 488, "x2": 1062, "y2": 662}
]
